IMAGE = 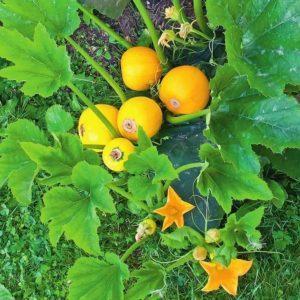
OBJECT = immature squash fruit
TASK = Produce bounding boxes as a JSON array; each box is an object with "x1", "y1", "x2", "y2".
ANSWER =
[
  {"x1": 205, "y1": 228, "x2": 221, "y2": 244},
  {"x1": 193, "y1": 246, "x2": 208, "y2": 261},
  {"x1": 159, "y1": 65, "x2": 210, "y2": 114},
  {"x1": 102, "y1": 138, "x2": 135, "y2": 172},
  {"x1": 78, "y1": 104, "x2": 119, "y2": 151},
  {"x1": 121, "y1": 46, "x2": 162, "y2": 91},
  {"x1": 117, "y1": 96, "x2": 163, "y2": 141}
]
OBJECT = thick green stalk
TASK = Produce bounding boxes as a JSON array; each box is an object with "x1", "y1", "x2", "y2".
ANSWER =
[
  {"x1": 191, "y1": 28, "x2": 211, "y2": 40},
  {"x1": 193, "y1": 0, "x2": 210, "y2": 35},
  {"x1": 67, "y1": 82, "x2": 119, "y2": 137},
  {"x1": 163, "y1": 162, "x2": 205, "y2": 191},
  {"x1": 174, "y1": 36, "x2": 205, "y2": 48},
  {"x1": 172, "y1": 0, "x2": 188, "y2": 23},
  {"x1": 77, "y1": 3, "x2": 132, "y2": 49},
  {"x1": 166, "y1": 108, "x2": 209, "y2": 124},
  {"x1": 121, "y1": 238, "x2": 148, "y2": 262},
  {"x1": 166, "y1": 251, "x2": 194, "y2": 272},
  {"x1": 65, "y1": 36, "x2": 127, "y2": 103},
  {"x1": 133, "y1": 0, "x2": 168, "y2": 66},
  {"x1": 108, "y1": 184, "x2": 151, "y2": 213}
]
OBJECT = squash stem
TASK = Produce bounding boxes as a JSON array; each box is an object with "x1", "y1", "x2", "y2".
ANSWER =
[
  {"x1": 174, "y1": 36, "x2": 206, "y2": 48},
  {"x1": 172, "y1": 0, "x2": 189, "y2": 23},
  {"x1": 166, "y1": 108, "x2": 209, "y2": 124},
  {"x1": 166, "y1": 251, "x2": 194, "y2": 272},
  {"x1": 133, "y1": 0, "x2": 169, "y2": 67},
  {"x1": 65, "y1": 36, "x2": 127, "y2": 103},
  {"x1": 121, "y1": 237, "x2": 148, "y2": 262},
  {"x1": 108, "y1": 184, "x2": 151, "y2": 213},
  {"x1": 67, "y1": 82, "x2": 119, "y2": 138},
  {"x1": 193, "y1": 0, "x2": 211, "y2": 35},
  {"x1": 191, "y1": 28, "x2": 211, "y2": 40},
  {"x1": 77, "y1": 3, "x2": 132, "y2": 49},
  {"x1": 163, "y1": 162, "x2": 205, "y2": 191}
]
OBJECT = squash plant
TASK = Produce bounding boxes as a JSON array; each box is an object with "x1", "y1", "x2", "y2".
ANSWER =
[{"x1": 0, "y1": 0, "x2": 300, "y2": 298}]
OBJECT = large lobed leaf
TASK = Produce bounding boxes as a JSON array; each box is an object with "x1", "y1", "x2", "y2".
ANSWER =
[
  {"x1": 207, "y1": 65, "x2": 300, "y2": 174},
  {"x1": 21, "y1": 133, "x2": 99, "y2": 186},
  {"x1": 125, "y1": 261, "x2": 166, "y2": 300},
  {"x1": 80, "y1": 0, "x2": 130, "y2": 19},
  {"x1": 0, "y1": 0, "x2": 80, "y2": 39},
  {"x1": 207, "y1": 0, "x2": 300, "y2": 96},
  {"x1": 198, "y1": 144, "x2": 272, "y2": 213},
  {"x1": 68, "y1": 254, "x2": 130, "y2": 300},
  {"x1": 41, "y1": 161, "x2": 115, "y2": 255},
  {"x1": 0, "y1": 119, "x2": 49, "y2": 205},
  {"x1": 0, "y1": 24, "x2": 73, "y2": 97},
  {"x1": 0, "y1": 284, "x2": 13, "y2": 300}
]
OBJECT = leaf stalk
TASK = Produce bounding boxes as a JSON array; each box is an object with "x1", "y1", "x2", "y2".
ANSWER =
[
  {"x1": 166, "y1": 251, "x2": 194, "y2": 272},
  {"x1": 193, "y1": 0, "x2": 211, "y2": 35},
  {"x1": 77, "y1": 3, "x2": 132, "y2": 49},
  {"x1": 65, "y1": 36, "x2": 127, "y2": 103},
  {"x1": 166, "y1": 108, "x2": 209, "y2": 124},
  {"x1": 121, "y1": 238, "x2": 148, "y2": 262},
  {"x1": 67, "y1": 82, "x2": 119, "y2": 137}
]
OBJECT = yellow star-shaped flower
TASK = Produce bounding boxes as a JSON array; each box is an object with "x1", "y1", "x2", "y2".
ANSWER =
[
  {"x1": 200, "y1": 259, "x2": 253, "y2": 296},
  {"x1": 154, "y1": 187, "x2": 195, "y2": 231}
]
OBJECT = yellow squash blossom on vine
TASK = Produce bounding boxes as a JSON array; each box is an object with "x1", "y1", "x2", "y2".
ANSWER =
[
  {"x1": 154, "y1": 187, "x2": 195, "y2": 231},
  {"x1": 200, "y1": 259, "x2": 253, "y2": 296}
]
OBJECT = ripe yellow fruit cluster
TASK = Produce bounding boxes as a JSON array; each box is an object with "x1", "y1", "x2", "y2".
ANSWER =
[{"x1": 78, "y1": 46, "x2": 210, "y2": 172}]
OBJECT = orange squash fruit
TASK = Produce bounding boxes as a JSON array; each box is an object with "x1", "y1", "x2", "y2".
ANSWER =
[
  {"x1": 121, "y1": 46, "x2": 162, "y2": 91},
  {"x1": 117, "y1": 96, "x2": 163, "y2": 141},
  {"x1": 78, "y1": 104, "x2": 119, "y2": 151},
  {"x1": 159, "y1": 65, "x2": 210, "y2": 114},
  {"x1": 102, "y1": 138, "x2": 135, "y2": 172}
]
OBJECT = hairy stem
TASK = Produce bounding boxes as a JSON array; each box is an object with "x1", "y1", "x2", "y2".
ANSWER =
[
  {"x1": 108, "y1": 184, "x2": 151, "y2": 213},
  {"x1": 193, "y1": 0, "x2": 211, "y2": 35},
  {"x1": 163, "y1": 162, "x2": 205, "y2": 191},
  {"x1": 133, "y1": 0, "x2": 168, "y2": 66},
  {"x1": 121, "y1": 238, "x2": 148, "y2": 262},
  {"x1": 77, "y1": 3, "x2": 132, "y2": 49},
  {"x1": 166, "y1": 251, "x2": 194, "y2": 272},
  {"x1": 172, "y1": 0, "x2": 188, "y2": 23},
  {"x1": 191, "y1": 28, "x2": 211, "y2": 40},
  {"x1": 174, "y1": 36, "x2": 205, "y2": 48},
  {"x1": 65, "y1": 36, "x2": 127, "y2": 103},
  {"x1": 67, "y1": 82, "x2": 119, "y2": 137},
  {"x1": 166, "y1": 108, "x2": 209, "y2": 124}
]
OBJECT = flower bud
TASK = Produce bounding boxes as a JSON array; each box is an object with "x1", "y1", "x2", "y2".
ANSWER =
[
  {"x1": 179, "y1": 22, "x2": 193, "y2": 39},
  {"x1": 135, "y1": 219, "x2": 157, "y2": 241},
  {"x1": 193, "y1": 246, "x2": 207, "y2": 261},
  {"x1": 205, "y1": 228, "x2": 221, "y2": 244},
  {"x1": 158, "y1": 30, "x2": 176, "y2": 48},
  {"x1": 165, "y1": 6, "x2": 180, "y2": 21}
]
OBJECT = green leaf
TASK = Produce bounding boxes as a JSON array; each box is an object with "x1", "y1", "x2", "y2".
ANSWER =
[
  {"x1": 221, "y1": 206, "x2": 265, "y2": 251},
  {"x1": 0, "y1": 24, "x2": 73, "y2": 97},
  {"x1": 213, "y1": 244, "x2": 237, "y2": 267},
  {"x1": 207, "y1": 0, "x2": 300, "y2": 96},
  {"x1": 0, "y1": 0, "x2": 80, "y2": 39},
  {"x1": 266, "y1": 179, "x2": 287, "y2": 209},
  {"x1": 21, "y1": 134, "x2": 99, "y2": 186},
  {"x1": 161, "y1": 226, "x2": 204, "y2": 250},
  {"x1": 208, "y1": 65, "x2": 300, "y2": 174},
  {"x1": 272, "y1": 230, "x2": 293, "y2": 250},
  {"x1": 198, "y1": 144, "x2": 272, "y2": 213},
  {"x1": 41, "y1": 161, "x2": 115, "y2": 254},
  {"x1": 80, "y1": 0, "x2": 130, "y2": 19},
  {"x1": 46, "y1": 105, "x2": 74, "y2": 134},
  {"x1": 256, "y1": 146, "x2": 300, "y2": 181},
  {"x1": 0, "y1": 284, "x2": 13, "y2": 300},
  {"x1": 136, "y1": 126, "x2": 153, "y2": 153},
  {"x1": 68, "y1": 254, "x2": 130, "y2": 300},
  {"x1": 126, "y1": 261, "x2": 166, "y2": 300},
  {"x1": 126, "y1": 147, "x2": 178, "y2": 182},
  {"x1": 0, "y1": 119, "x2": 49, "y2": 204},
  {"x1": 127, "y1": 176, "x2": 160, "y2": 201}
]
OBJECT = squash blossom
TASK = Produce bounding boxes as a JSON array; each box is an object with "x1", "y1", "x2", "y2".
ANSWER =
[
  {"x1": 193, "y1": 246, "x2": 207, "y2": 261},
  {"x1": 165, "y1": 6, "x2": 180, "y2": 21},
  {"x1": 200, "y1": 259, "x2": 253, "y2": 296},
  {"x1": 154, "y1": 187, "x2": 195, "y2": 231},
  {"x1": 158, "y1": 30, "x2": 176, "y2": 48},
  {"x1": 205, "y1": 228, "x2": 221, "y2": 243},
  {"x1": 179, "y1": 22, "x2": 193, "y2": 39}
]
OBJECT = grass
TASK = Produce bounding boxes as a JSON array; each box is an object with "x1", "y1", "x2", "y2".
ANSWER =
[{"x1": 0, "y1": 12, "x2": 299, "y2": 300}]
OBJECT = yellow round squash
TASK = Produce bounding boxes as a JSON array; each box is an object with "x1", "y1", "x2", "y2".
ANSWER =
[
  {"x1": 121, "y1": 46, "x2": 162, "y2": 91},
  {"x1": 117, "y1": 97, "x2": 163, "y2": 141},
  {"x1": 102, "y1": 138, "x2": 135, "y2": 172},
  {"x1": 78, "y1": 104, "x2": 119, "y2": 151},
  {"x1": 159, "y1": 65, "x2": 210, "y2": 115}
]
